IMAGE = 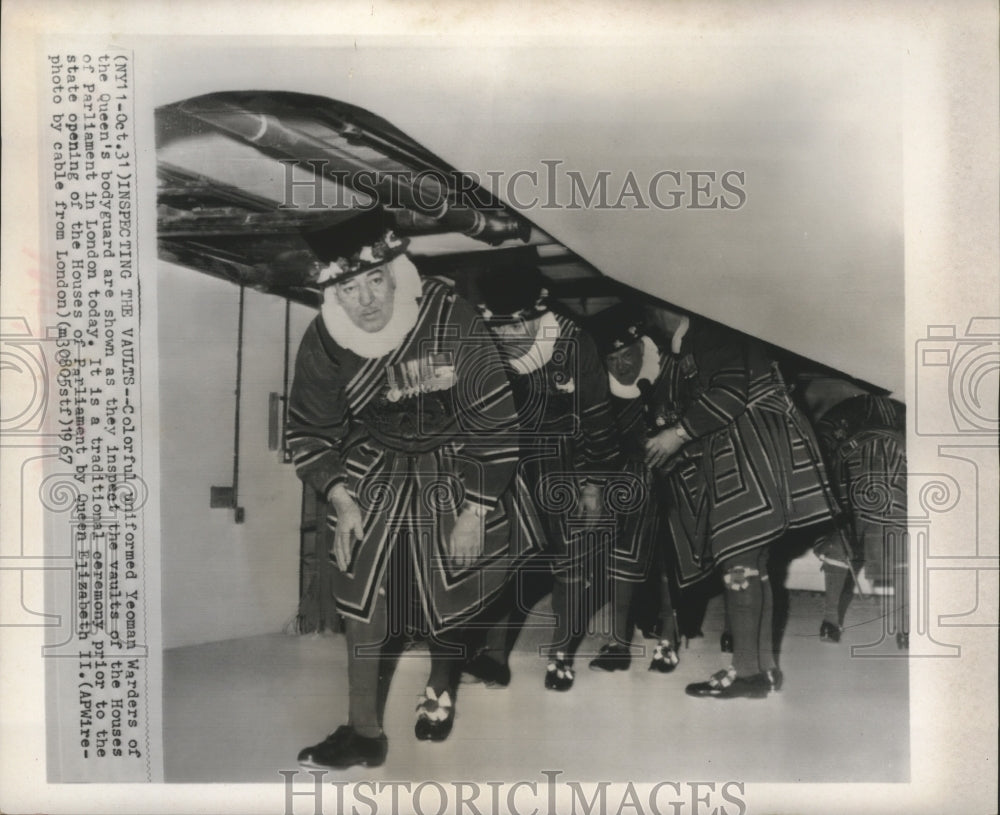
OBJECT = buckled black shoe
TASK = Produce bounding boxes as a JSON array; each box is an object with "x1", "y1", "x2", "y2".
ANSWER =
[
  {"x1": 720, "y1": 631, "x2": 734, "y2": 653},
  {"x1": 685, "y1": 668, "x2": 770, "y2": 699},
  {"x1": 544, "y1": 653, "x2": 575, "y2": 691},
  {"x1": 648, "y1": 641, "x2": 680, "y2": 673},
  {"x1": 766, "y1": 667, "x2": 784, "y2": 692},
  {"x1": 414, "y1": 687, "x2": 454, "y2": 742},
  {"x1": 819, "y1": 620, "x2": 842, "y2": 643},
  {"x1": 297, "y1": 725, "x2": 387, "y2": 769},
  {"x1": 461, "y1": 651, "x2": 512, "y2": 688},
  {"x1": 589, "y1": 643, "x2": 632, "y2": 672}
]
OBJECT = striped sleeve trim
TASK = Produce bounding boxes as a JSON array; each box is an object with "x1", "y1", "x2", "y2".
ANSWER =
[
  {"x1": 463, "y1": 489, "x2": 499, "y2": 512},
  {"x1": 292, "y1": 445, "x2": 333, "y2": 469}
]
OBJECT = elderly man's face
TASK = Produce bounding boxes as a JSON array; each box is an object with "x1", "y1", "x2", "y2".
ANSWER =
[
  {"x1": 334, "y1": 267, "x2": 396, "y2": 332},
  {"x1": 489, "y1": 316, "x2": 541, "y2": 355},
  {"x1": 605, "y1": 340, "x2": 644, "y2": 385}
]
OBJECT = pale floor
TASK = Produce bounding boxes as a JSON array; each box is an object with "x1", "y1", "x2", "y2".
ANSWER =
[{"x1": 163, "y1": 591, "x2": 909, "y2": 783}]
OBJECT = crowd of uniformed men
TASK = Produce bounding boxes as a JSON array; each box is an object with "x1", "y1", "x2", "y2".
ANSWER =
[{"x1": 286, "y1": 224, "x2": 908, "y2": 770}]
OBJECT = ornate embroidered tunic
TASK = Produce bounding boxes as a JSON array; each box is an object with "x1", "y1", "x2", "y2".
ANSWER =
[
  {"x1": 287, "y1": 278, "x2": 520, "y2": 630},
  {"x1": 658, "y1": 320, "x2": 838, "y2": 585},
  {"x1": 605, "y1": 335, "x2": 671, "y2": 582},
  {"x1": 813, "y1": 394, "x2": 907, "y2": 581},
  {"x1": 502, "y1": 312, "x2": 621, "y2": 574}
]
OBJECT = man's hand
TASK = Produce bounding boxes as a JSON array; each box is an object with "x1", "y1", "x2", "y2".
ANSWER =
[
  {"x1": 327, "y1": 484, "x2": 363, "y2": 571},
  {"x1": 645, "y1": 427, "x2": 687, "y2": 469},
  {"x1": 448, "y1": 509, "x2": 484, "y2": 569},
  {"x1": 579, "y1": 482, "x2": 604, "y2": 519}
]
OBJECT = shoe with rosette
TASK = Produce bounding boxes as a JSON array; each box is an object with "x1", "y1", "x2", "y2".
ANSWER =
[
  {"x1": 544, "y1": 653, "x2": 575, "y2": 691},
  {"x1": 648, "y1": 641, "x2": 680, "y2": 673},
  {"x1": 685, "y1": 667, "x2": 770, "y2": 699},
  {"x1": 414, "y1": 687, "x2": 455, "y2": 742}
]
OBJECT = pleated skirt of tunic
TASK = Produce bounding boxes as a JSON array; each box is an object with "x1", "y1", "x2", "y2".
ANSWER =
[
  {"x1": 606, "y1": 458, "x2": 660, "y2": 583},
  {"x1": 831, "y1": 429, "x2": 907, "y2": 583},
  {"x1": 328, "y1": 443, "x2": 514, "y2": 633},
  {"x1": 667, "y1": 381, "x2": 838, "y2": 586},
  {"x1": 506, "y1": 436, "x2": 612, "y2": 584}
]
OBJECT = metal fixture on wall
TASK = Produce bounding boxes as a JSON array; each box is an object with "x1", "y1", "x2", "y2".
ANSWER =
[
  {"x1": 281, "y1": 299, "x2": 292, "y2": 462},
  {"x1": 210, "y1": 285, "x2": 246, "y2": 523},
  {"x1": 268, "y1": 300, "x2": 294, "y2": 461}
]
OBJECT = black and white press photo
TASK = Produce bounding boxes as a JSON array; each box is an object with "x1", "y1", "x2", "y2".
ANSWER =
[{"x1": 1, "y1": 3, "x2": 997, "y2": 815}]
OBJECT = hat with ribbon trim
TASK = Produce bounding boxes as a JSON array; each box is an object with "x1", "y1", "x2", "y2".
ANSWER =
[
  {"x1": 300, "y1": 209, "x2": 410, "y2": 288},
  {"x1": 315, "y1": 230, "x2": 409, "y2": 288}
]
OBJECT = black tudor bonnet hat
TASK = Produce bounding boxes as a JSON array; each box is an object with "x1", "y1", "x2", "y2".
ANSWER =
[
  {"x1": 587, "y1": 301, "x2": 649, "y2": 357},
  {"x1": 300, "y1": 208, "x2": 410, "y2": 287},
  {"x1": 475, "y1": 264, "x2": 549, "y2": 322}
]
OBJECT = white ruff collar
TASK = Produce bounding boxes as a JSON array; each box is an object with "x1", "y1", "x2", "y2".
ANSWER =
[
  {"x1": 608, "y1": 335, "x2": 662, "y2": 398},
  {"x1": 506, "y1": 310, "x2": 561, "y2": 375},
  {"x1": 320, "y1": 255, "x2": 422, "y2": 359}
]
